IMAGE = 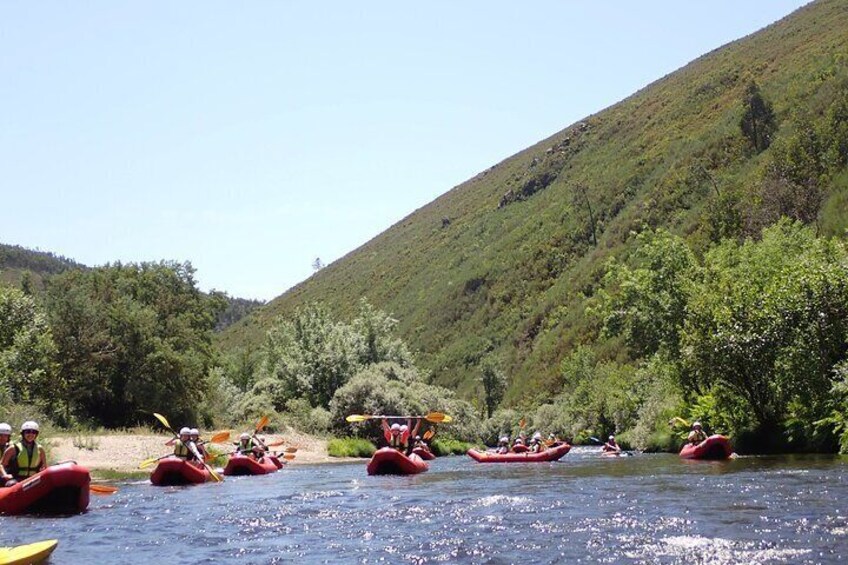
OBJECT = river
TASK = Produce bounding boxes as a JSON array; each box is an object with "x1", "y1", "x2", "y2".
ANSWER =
[{"x1": 3, "y1": 447, "x2": 847, "y2": 564}]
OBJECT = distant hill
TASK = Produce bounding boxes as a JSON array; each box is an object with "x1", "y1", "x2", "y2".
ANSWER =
[
  {"x1": 219, "y1": 0, "x2": 848, "y2": 403},
  {"x1": 0, "y1": 243, "x2": 85, "y2": 290},
  {"x1": 0, "y1": 243, "x2": 260, "y2": 332}
]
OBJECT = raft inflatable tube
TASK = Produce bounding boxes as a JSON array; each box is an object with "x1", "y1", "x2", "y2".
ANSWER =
[
  {"x1": 0, "y1": 463, "x2": 90, "y2": 515},
  {"x1": 267, "y1": 455, "x2": 285, "y2": 469},
  {"x1": 679, "y1": 434, "x2": 733, "y2": 460},
  {"x1": 223, "y1": 454, "x2": 280, "y2": 476},
  {"x1": 366, "y1": 448, "x2": 429, "y2": 476},
  {"x1": 0, "y1": 539, "x2": 58, "y2": 565},
  {"x1": 150, "y1": 457, "x2": 212, "y2": 486},
  {"x1": 467, "y1": 442, "x2": 572, "y2": 463},
  {"x1": 411, "y1": 447, "x2": 436, "y2": 461}
]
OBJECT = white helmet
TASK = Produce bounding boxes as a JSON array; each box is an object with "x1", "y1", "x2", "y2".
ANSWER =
[
  {"x1": 692, "y1": 421, "x2": 702, "y2": 429},
  {"x1": 179, "y1": 427, "x2": 191, "y2": 435},
  {"x1": 499, "y1": 436, "x2": 509, "y2": 444},
  {"x1": 400, "y1": 424, "x2": 408, "y2": 432},
  {"x1": 240, "y1": 433, "x2": 250, "y2": 441},
  {"x1": 609, "y1": 435, "x2": 615, "y2": 441},
  {"x1": 532, "y1": 432, "x2": 542, "y2": 440},
  {"x1": 390, "y1": 423, "x2": 401, "y2": 432},
  {"x1": 0, "y1": 423, "x2": 11, "y2": 434},
  {"x1": 21, "y1": 421, "x2": 39, "y2": 433},
  {"x1": 190, "y1": 428, "x2": 199, "y2": 436}
]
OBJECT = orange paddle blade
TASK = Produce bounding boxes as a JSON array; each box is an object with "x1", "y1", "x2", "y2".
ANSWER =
[{"x1": 90, "y1": 484, "x2": 118, "y2": 494}]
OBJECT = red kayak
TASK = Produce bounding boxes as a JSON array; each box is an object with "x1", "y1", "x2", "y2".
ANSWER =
[
  {"x1": 223, "y1": 454, "x2": 280, "y2": 476},
  {"x1": 150, "y1": 457, "x2": 212, "y2": 486},
  {"x1": 679, "y1": 435, "x2": 733, "y2": 460},
  {"x1": 0, "y1": 462, "x2": 91, "y2": 515},
  {"x1": 412, "y1": 447, "x2": 436, "y2": 461},
  {"x1": 366, "y1": 448, "x2": 429, "y2": 475},
  {"x1": 467, "y1": 443, "x2": 572, "y2": 463}
]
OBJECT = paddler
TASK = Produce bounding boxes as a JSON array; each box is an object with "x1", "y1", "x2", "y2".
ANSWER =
[
  {"x1": 512, "y1": 437, "x2": 525, "y2": 452},
  {"x1": 602, "y1": 435, "x2": 621, "y2": 453},
  {"x1": 190, "y1": 428, "x2": 209, "y2": 461},
  {"x1": 0, "y1": 421, "x2": 47, "y2": 482},
  {"x1": 235, "y1": 433, "x2": 264, "y2": 460},
  {"x1": 496, "y1": 436, "x2": 510, "y2": 454},
  {"x1": 688, "y1": 422, "x2": 708, "y2": 445},
  {"x1": 381, "y1": 421, "x2": 408, "y2": 451},
  {"x1": 0, "y1": 423, "x2": 15, "y2": 487},
  {"x1": 168, "y1": 427, "x2": 196, "y2": 460}
]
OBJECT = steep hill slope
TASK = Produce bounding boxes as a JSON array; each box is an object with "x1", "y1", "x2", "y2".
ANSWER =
[
  {"x1": 0, "y1": 243, "x2": 84, "y2": 290},
  {"x1": 220, "y1": 0, "x2": 848, "y2": 403}
]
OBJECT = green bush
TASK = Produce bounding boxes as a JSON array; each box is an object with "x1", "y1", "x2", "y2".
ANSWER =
[
  {"x1": 327, "y1": 437, "x2": 376, "y2": 458},
  {"x1": 430, "y1": 438, "x2": 474, "y2": 456}
]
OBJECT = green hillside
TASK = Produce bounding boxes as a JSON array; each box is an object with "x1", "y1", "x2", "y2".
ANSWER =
[
  {"x1": 0, "y1": 243, "x2": 84, "y2": 290},
  {"x1": 220, "y1": 0, "x2": 848, "y2": 405}
]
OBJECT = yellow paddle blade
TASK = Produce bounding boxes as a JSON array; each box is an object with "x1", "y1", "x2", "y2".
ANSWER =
[
  {"x1": 153, "y1": 413, "x2": 173, "y2": 433},
  {"x1": 255, "y1": 415, "x2": 270, "y2": 432},
  {"x1": 206, "y1": 463, "x2": 223, "y2": 483},
  {"x1": 423, "y1": 429, "x2": 435, "y2": 441},
  {"x1": 345, "y1": 414, "x2": 372, "y2": 423},
  {"x1": 139, "y1": 457, "x2": 161, "y2": 469},
  {"x1": 210, "y1": 431, "x2": 230, "y2": 443},
  {"x1": 90, "y1": 484, "x2": 118, "y2": 495},
  {"x1": 425, "y1": 412, "x2": 452, "y2": 423}
]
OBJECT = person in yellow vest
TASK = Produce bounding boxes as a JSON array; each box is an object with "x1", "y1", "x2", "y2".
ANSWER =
[
  {"x1": 234, "y1": 433, "x2": 264, "y2": 460},
  {"x1": 0, "y1": 421, "x2": 47, "y2": 482},
  {"x1": 169, "y1": 427, "x2": 196, "y2": 460},
  {"x1": 688, "y1": 422, "x2": 708, "y2": 445},
  {"x1": 0, "y1": 423, "x2": 15, "y2": 487}
]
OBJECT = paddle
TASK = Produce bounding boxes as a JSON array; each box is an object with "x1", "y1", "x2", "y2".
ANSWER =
[
  {"x1": 139, "y1": 454, "x2": 171, "y2": 469},
  {"x1": 423, "y1": 429, "x2": 435, "y2": 441},
  {"x1": 90, "y1": 484, "x2": 118, "y2": 495},
  {"x1": 345, "y1": 412, "x2": 452, "y2": 424},
  {"x1": 152, "y1": 413, "x2": 222, "y2": 482}
]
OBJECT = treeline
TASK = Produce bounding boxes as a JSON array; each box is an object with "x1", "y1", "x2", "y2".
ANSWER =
[
  {"x1": 1, "y1": 261, "x2": 225, "y2": 428},
  {"x1": 0, "y1": 243, "x2": 83, "y2": 275}
]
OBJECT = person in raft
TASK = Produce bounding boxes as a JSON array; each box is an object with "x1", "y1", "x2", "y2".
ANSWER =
[
  {"x1": 688, "y1": 422, "x2": 708, "y2": 445},
  {"x1": 495, "y1": 437, "x2": 510, "y2": 454},
  {"x1": 381, "y1": 419, "x2": 421, "y2": 451},
  {"x1": 235, "y1": 433, "x2": 265, "y2": 460},
  {"x1": 603, "y1": 435, "x2": 621, "y2": 453},
  {"x1": 512, "y1": 436, "x2": 525, "y2": 452},
  {"x1": 1, "y1": 421, "x2": 47, "y2": 483},
  {"x1": 168, "y1": 427, "x2": 201, "y2": 461},
  {"x1": 528, "y1": 432, "x2": 544, "y2": 453},
  {"x1": 0, "y1": 422, "x2": 15, "y2": 487},
  {"x1": 190, "y1": 428, "x2": 209, "y2": 461}
]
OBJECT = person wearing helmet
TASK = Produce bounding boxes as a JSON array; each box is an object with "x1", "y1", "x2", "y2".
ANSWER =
[
  {"x1": 603, "y1": 435, "x2": 621, "y2": 453},
  {"x1": 688, "y1": 422, "x2": 708, "y2": 445},
  {"x1": 190, "y1": 428, "x2": 209, "y2": 461},
  {"x1": 169, "y1": 427, "x2": 196, "y2": 460},
  {"x1": 1, "y1": 421, "x2": 47, "y2": 482},
  {"x1": 382, "y1": 421, "x2": 405, "y2": 450},
  {"x1": 512, "y1": 436, "x2": 526, "y2": 453},
  {"x1": 0, "y1": 423, "x2": 14, "y2": 487},
  {"x1": 234, "y1": 432, "x2": 263, "y2": 460},
  {"x1": 496, "y1": 436, "x2": 510, "y2": 454}
]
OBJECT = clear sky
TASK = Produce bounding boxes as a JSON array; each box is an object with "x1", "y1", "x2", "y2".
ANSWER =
[{"x1": 1, "y1": 1, "x2": 810, "y2": 300}]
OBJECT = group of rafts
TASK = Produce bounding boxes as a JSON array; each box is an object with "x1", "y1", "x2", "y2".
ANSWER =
[{"x1": 358, "y1": 412, "x2": 734, "y2": 476}]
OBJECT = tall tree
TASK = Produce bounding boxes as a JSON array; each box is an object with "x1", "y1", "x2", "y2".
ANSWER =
[{"x1": 740, "y1": 81, "x2": 778, "y2": 153}]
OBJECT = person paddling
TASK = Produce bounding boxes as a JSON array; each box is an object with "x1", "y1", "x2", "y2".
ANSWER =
[
  {"x1": 688, "y1": 422, "x2": 708, "y2": 445},
  {"x1": 235, "y1": 433, "x2": 264, "y2": 460},
  {"x1": 0, "y1": 423, "x2": 15, "y2": 487},
  {"x1": 168, "y1": 427, "x2": 198, "y2": 461},
  {"x1": 529, "y1": 432, "x2": 543, "y2": 453},
  {"x1": 190, "y1": 428, "x2": 209, "y2": 461},
  {"x1": 603, "y1": 435, "x2": 621, "y2": 453},
  {"x1": 1, "y1": 421, "x2": 47, "y2": 483},
  {"x1": 496, "y1": 436, "x2": 510, "y2": 454}
]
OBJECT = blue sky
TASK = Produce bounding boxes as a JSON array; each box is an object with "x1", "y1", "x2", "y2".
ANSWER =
[{"x1": 1, "y1": 1, "x2": 810, "y2": 300}]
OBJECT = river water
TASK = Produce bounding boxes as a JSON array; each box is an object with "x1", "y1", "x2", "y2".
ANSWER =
[{"x1": 3, "y1": 447, "x2": 847, "y2": 564}]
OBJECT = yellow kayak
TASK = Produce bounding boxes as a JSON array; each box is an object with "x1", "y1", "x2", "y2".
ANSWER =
[{"x1": 0, "y1": 539, "x2": 58, "y2": 565}]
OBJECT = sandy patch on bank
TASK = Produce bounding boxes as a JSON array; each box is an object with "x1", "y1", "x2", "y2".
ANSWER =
[{"x1": 49, "y1": 430, "x2": 356, "y2": 473}]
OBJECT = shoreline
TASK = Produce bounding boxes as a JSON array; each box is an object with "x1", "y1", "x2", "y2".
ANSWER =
[{"x1": 48, "y1": 431, "x2": 360, "y2": 479}]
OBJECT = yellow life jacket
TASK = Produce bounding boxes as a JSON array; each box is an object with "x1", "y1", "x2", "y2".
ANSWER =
[
  {"x1": 13, "y1": 441, "x2": 42, "y2": 478},
  {"x1": 173, "y1": 439, "x2": 191, "y2": 459},
  {"x1": 389, "y1": 434, "x2": 404, "y2": 449}
]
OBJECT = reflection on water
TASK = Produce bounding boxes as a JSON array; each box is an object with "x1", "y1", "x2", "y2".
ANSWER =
[{"x1": 2, "y1": 447, "x2": 846, "y2": 563}]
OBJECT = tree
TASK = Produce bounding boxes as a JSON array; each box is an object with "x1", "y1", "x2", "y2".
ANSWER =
[
  {"x1": 45, "y1": 261, "x2": 224, "y2": 427},
  {"x1": 479, "y1": 359, "x2": 507, "y2": 418},
  {"x1": 740, "y1": 81, "x2": 777, "y2": 153},
  {"x1": 0, "y1": 286, "x2": 56, "y2": 407}
]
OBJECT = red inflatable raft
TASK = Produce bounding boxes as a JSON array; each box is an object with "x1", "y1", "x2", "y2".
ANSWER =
[
  {"x1": 223, "y1": 454, "x2": 280, "y2": 476},
  {"x1": 0, "y1": 462, "x2": 91, "y2": 515},
  {"x1": 366, "y1": 448, "x2": 429, "y2": 475},
  {"x1": 679, "y1": 435, "x2": 733, "y2": 460},
  {"x1": 150, "y1": 457, "x2": 212, "y2": 486},
  {"x1": 411, "y1": 447, "x2": 436, "y2": 461},
  {"x1": 467, "y1": 442, "x2": 572, "y2": 463}
]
